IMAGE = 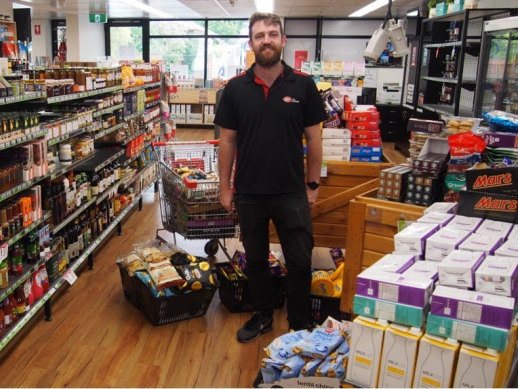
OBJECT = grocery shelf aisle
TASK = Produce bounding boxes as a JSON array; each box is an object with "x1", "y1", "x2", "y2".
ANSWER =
[{"x1": 0, "y1": 186, "x2": 289, "y2": 388}]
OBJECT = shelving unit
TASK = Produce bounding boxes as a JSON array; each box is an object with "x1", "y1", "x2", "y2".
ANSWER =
[{"x1": 416, "y1": 8, "x2": 514, "y2": 117}]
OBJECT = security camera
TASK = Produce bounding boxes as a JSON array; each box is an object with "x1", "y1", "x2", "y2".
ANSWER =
[
  {"x1": 364, "y1": 18, "x2": 409, "y2": 61},
  {"x1": 364, "y1": 24, "x2": 390, "y2": 61}
]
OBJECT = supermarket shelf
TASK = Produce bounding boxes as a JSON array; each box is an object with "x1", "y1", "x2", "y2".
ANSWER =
[
  {"x1": 123, "y1": 81, "x2": 161, "y2": 94},
  {"x1": 120, "y1": 152, "x2": 141, "y2": 167},
  {"x1": 52, "y1": 196, "x2": 97, "y2": 235},
  {"x1": 74, "y1": 148, "x2": 125, "y2": 173},
  {"x1": 0, "y1": 254, "x2": 49, "y2": 303},
  {"x1": 145, "y1": 100, "x2": 160, "y2": 109},
  {"x1": 46, "y1": 85, "x2": 122, "y2": 104},
  {"x1": 424, "y1": 41, "x2": 462, "y2": 49},
  {"x1": 94, "y1": 122, "x2": 125, "y2": 140},
  {"x1": 0, "y1": 91, "x2": 46, "y2": 106},
  {"x1": 461, "y1": 78, "x2": 477, "y2": 84},
  {"x1": 0, "y1": 190, "x2": 145, "y2": 353},
  {"x1": 124, "y1": 110, "x2": 145, "y2": 121},
  {"x1": 0, "y1": 128, "x2": 47, "y2": 151},
  {"x1": 144, "y1": 116, "x2": 161, "y2": 127},
  {"x1": 121, "y1": 162, "x2": 155, "y2": 189},
  {"x1": 47, "y1": 122, "x2": 98, "y2": 146},
  {"x1": 50, "y1": 153, "x2": 95, "y2": 180},
  {"x1": 0, "y1": 173, "x2": 50, "y2": 203},
  {"x1": 418, "y1": 103, "x2": 472, "y2": 117},
  {"x1": 422, "y1": 76, "x2": 458, "y2": 84},
  {"x1": 7, "y1": 212, "x2": 52, "y2": 250},
  {"x1": 96, "y1": 180, "x2": 122, "y2": 205},
  {"x1": 92, "y1": 103, "x2": 124, "y2": 118},
  {"x1": 402, "y1": 103, "x2": 415, "y2": 111},
  {"x1": 96, "y1": 129, "x2": 147, "y2": 147}
]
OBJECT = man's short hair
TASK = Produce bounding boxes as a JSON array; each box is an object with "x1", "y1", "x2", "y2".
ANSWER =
[{"x1": 248, "y1": 12, "x2": 284, "y2": 39}]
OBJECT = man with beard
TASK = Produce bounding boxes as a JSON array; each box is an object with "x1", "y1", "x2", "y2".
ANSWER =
[{"x1": 214, "y1": 12, "x2": 327, "y2": 342}]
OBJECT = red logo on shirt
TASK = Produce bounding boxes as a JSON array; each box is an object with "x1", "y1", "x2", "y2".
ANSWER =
[{"x1": 283, "y1": 96, "x2": 300, "y2": 103}]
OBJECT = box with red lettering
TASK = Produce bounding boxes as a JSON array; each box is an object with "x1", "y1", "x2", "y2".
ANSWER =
[{"x1": 465, "y1": 165, "x2": 518, "y2": 196}]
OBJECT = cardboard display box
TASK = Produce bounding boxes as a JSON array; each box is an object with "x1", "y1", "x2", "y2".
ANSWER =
[
  {"x1": 457, "y1": 190, "x2": 518, "y2": 224},
  {"x1": 465, "y1": 165, "x2": 518, "y2": 195}
]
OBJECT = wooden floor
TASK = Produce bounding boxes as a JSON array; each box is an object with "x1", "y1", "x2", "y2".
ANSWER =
[{"x1": 0, "y1": 128, "x2": 407, "y2": 388}]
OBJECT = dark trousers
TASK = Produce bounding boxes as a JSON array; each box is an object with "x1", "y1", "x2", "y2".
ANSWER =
[{"x1": 234, "y1": 191, "x2": 313, "y2": 327}]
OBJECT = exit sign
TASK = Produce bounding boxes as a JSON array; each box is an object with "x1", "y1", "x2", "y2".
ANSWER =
[{"x1": 89, "y1": 13, "x2": 107, "y2": 23}]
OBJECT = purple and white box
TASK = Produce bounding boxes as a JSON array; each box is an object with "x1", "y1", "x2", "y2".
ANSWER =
[
  {"x1": 476, "y1": 219, "x2": 514, "y2": 239},
  {"x1": 418, "y1": 212, "x2": 455, "y2": 227},
  {"x1": 403, "y1": 260, "x2": 439, "y2": 282},
  {"x1": 430, "y1": 285, "x2": 515, "y2": 330},
  {"x1": 425, "y1": 227, "x2": 472, "y2": 262},
  {"x1": 438, "y1": 250, "x2": 486, "y2": 288},
  {"x1": 508, "y1": 225, "x2": 518, "y2": 241},
  {"x1": 369, "y1": 253, "x2": 417, "y2": 273},
  {"x1": 458, "y1": 233, "x2": 503, "y2": 255},
  {"x1": 495, "y1": 240, "x2": 518, "y2": 258},
  {"x1": 356, "y1": 269, "x2": 434, "y2": 308},
  {"x1": 394, "y1": 223, "x2": 440, "y2": 256},
  {"x1": 448, "y1": 215, "x2": 484, "y2": 232},
  {"x1": 475, "y1": 256, "x2": 518, "y2": 297},
  {"x1": 423, "y1": 202, "x2": 458, "y2": 215}
]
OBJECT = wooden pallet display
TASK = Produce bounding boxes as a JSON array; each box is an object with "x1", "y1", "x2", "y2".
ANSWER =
[
  {"x1": 269, "y1": 161, "x2": 393, "y2": 248},
  {"x1": 340, "y1": 190, "x2": 425, "y2": 313}
]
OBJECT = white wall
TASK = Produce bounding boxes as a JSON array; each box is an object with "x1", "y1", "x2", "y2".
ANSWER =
[
  {"x1": 66, "y1": 13, "x2": 105, "y2": 62},
  {"x1": 478, "y1": 0, "x2": 518, "y2": 7},
  {"x1": 0, "y1": 0, "x2": 13, "y2": 21},
  {"x1": 31, "y1": 18, "x2": 52, "y2": 59}
]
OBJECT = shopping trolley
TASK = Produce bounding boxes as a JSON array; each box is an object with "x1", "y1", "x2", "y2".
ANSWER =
[{"x1": 153, "y1": 140, "x2": 238, "y2": 257}]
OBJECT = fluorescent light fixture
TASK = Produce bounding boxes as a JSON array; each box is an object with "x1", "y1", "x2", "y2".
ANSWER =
[
  {"x1": 118, "y1": 0, "x2": 171, "y2": 18},
  {"x1": 254, "y1": 0, "x2": 274, "y2": 13},
  {"x1": 349, "y1": 0, "x2": 391, "y2": 17},
  {"x1": 13, "y1": 1, "x2": 34, "y2": 8},
  {"x1": 407, "y1": 10, "x2": 418, "y2": 16}
]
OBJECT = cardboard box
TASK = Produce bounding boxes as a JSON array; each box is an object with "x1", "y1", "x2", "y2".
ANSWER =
[
  {"x1": 423, "y1": 202, "x2": 458, "y2": 214},
  {"x1": 321, "y1": 128, "x2": 351, "y2": 139},
  {"x1": 369, "y1": 253, "x2": 416, "y2": 274},
  {"x1": 508, "y1": 225, "x2": 518, "y2": 241},
  {"x1": 413, "y1": 334, "x2": 459, "y2": 388},
  {"x1": 257, "y1": 377, "x2": 341, "y2": 388},
  {"x1": 482, "y1": 131, "x2": 518, "y2": 148},
  {"x1": 495, "y1": 239, "x2": 518, "y2": 258},
  {"x1": 458, "y1": 233, "x2": 502, "y2": 256},
  {"x1": 426, "y1": 313, "x2": 509, "y2": 351},
  {"x1": 350, "y1": 156, "x2": 381, "y2": 163},
  {"x1": 346, "y1": 316, "x2": 389, "y2": 387},
  {"x1": 322, "y1": 138, "x2": 351, "y2": 147},
  {"x1": 351, "y1": 138, "x2": 382, "y2": 147},
  {"x1": 425, "y1": 228, "x2": 472, "y2": 262},
  {"x1": 379, "y1": 324, "x2": 423, "y2": 388},
  {"x1": 186, "y1": 113, "x2": 203, "y2": 124},
  {"x1": 457, "y1": 190, "x2": 518, "y2": 224},
  {"x1": 322, "y1": 146, "x2": 351, "y2": 156},
  {"x1": 417, "y1": 212, "x2": 454, "y2": 227},
  {"x1": 475, "y1": 219, "x2": 514, "y2": 239},
  {"x1": 453, "y1": 344, "x2": 500, "y2": 388},
  {"x1": 413, "y1": 138, "x2": 449, "y2": 177},
  {"x1": 353, "y1": 295, "x2": 427, "y2": 328},
  {"x1": 475, "y1": 256, "x2": 518, "y2": 297},
  {"x1": 430, "y1": 285, "x2": 515, "y2": 330},
  {"x1": 394, "y1": 223, "x2": 439, "y2": 256},
  {"x1": 403, "y1": 260, "x2": 439, "y2": 282},
  {"x1": 323, "y1": 155, "x2": 350, "y2": 162},
  {"x1": 345, "y1": 110, "x2": 380, "y2": 122},
  {"x1": 351, "y1": 146, "x2": 382, "y2": 157},
  {"x1": 407, "y1": 118, "x2": 443, "y2": 134},
  {"x1": 349, "y1": 122, "x2": 379, "y2": 131},
  {"x1": 438, "y1": 250, "x2": 485, "y2": 288},
  {"x1": 465, "y1": 166, "x2": 518, "y2": 195},
  {"x1": 350, "y1": 129, "x2": 381, "y2": 139},
  {"x1": 499, "y1": 325, "x2": 518, "y2": 387},
  {"x1": 448, "y1": 214, "x2": 483, "y2": 232},
  {"x1": 355, "y1": 269, "x2": 434, "y2": 308}
]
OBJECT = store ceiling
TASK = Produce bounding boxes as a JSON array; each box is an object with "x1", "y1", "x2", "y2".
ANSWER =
[{"x1": 13, "y1": 0, "x2": 425, "y2": 20}]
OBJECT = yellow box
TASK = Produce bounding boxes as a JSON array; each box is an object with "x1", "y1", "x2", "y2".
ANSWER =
[
  {"x1": 346, "y1": 316, "x2": 389, "y2": 387},
  {"x1": 379, "y1": 324, "x2": 423, "y2": 388},
  {"x1": 413, "y1": 334, "x2": 459, "y2": 388}
]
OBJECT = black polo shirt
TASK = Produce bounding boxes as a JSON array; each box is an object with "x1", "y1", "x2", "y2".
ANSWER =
[{"x1": 214, "y1": 61, "x2": 327, "y2": 195}]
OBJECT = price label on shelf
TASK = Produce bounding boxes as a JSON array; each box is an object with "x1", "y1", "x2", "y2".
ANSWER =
[
  {"x1": 63, "y1": 269, "x2": 78, "y2": 285},
  {"x1": 0, "y1": 242, "x2": 8, "y2": 262}
]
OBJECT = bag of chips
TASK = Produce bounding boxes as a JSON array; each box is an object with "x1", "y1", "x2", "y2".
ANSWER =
[
  {"x1": 279, "y1": 355, "x2": 310, "y2": 379},
  {"x1": 264, "y1": 330, "x2": 310, "y2": 362},
  {"x1": 261, "y1": 358, "x2": 283, "y2": 384},
  {"x1": 292, "y1": 327, "x2": 346, "y2": 359},
  {"x1": 300, "y1": 358, "x2": 322, "y2": 377},
  {"x1": 176, "y1": 261, "x2": 217, "y2": 291},
  {"x1": 145, "y1": 260, "x2": 185, "y2": 290}
]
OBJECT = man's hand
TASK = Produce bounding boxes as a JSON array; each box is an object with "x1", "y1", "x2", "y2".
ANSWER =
[
  {"x1": 220, "y1": 186, "x2": 234, "y2": 213},
  {"x1": 306, "y1": 186, "x2": 319, "y2": 207}
]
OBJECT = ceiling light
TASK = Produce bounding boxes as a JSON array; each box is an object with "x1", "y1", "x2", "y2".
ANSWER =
[
  {"x1": 407, "y1": 10, "x2": 418, "y2": 16},
  {"x1": 254, "y1": 0, "x2": 274, "y2": 13},
  {"x1": 349, "y1": 0, "x2": 391, "y2": 17},
  {"x1": 118, "y1": 0, "x2": 171, "y2": 18}
]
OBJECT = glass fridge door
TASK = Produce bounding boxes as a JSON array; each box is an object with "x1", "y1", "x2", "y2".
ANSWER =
[
  {"x1": 502, "y1": 32, "x2": 518, "y2": 113},
  {"x1": 480, "y1": 32, "x2": 510, "y2": 114}
]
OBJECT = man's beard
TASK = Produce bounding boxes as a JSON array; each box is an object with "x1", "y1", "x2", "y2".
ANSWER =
[{"x1": 254, "y1": 44, "x2": 282, "y2": 67}]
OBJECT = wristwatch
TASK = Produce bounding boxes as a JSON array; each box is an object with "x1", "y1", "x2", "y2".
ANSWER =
[{"x1": 307, "y1": 181, "x2": 320, "y2": 190}]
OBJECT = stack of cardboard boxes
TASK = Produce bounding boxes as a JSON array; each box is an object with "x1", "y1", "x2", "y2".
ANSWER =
[{"x1": 345, "y1": 108, "x2": 382, "y2": 163}]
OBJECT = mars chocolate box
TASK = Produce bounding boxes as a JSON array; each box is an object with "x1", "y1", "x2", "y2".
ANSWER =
[
  {"x1": 465, "y1": 166, "x2": 518, "y2": 195},
  {"x1": 457, "y1": 190, "x2": 518, "y2": 224}
]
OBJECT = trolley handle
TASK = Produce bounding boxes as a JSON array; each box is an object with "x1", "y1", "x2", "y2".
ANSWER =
[{"x1": 152, "y1": 139, "x2": 219, "y2": 147}]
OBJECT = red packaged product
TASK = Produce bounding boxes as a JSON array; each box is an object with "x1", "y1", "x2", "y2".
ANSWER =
[
  {"x1": 345, "y1": 110, "x2": 380, "y2": 122},
  {"x1": 349, "y1": 121, "x2": 379, "y2": 131},
  {"x1": 352, "y1": 138, "x2": 382, "y2": 147},
  {"x1": 350, "y1": 129, "x2": 381, "y2": 139}
]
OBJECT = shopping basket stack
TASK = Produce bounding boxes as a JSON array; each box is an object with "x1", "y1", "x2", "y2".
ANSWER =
[{"x1": 154, "y1": 140, "x2": 238, "y2": 255}]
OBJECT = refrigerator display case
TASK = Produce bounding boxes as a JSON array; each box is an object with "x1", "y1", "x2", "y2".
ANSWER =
[{"x1": 475, "y1": 16, "x2": 518, "y2": 117}]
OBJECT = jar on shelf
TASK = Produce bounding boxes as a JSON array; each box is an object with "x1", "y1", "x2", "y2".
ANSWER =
[{"x1": 59, "y1": 143, "x2": 72, "y2": 166}]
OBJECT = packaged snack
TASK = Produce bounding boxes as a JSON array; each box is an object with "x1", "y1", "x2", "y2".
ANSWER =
[
  {"x1": 261, "y1": 358, "x2": 283, "y2": 384},
  {"x1": 279, "y1": 355, "x2": 310, "y2": 379},
  {"x1": 293, "y1": 327, "x2": 346, "y2": 359},
  {"x1": 315, "y1": 352, "x2": 347, "y2": 378},
  {"x1": 176, "y1": 261, "x2": 217, "y2": 291},
  {"x1": 145, "y1": 260, "x2": 185, "y2": 290},
  {"x1": 300, "y1": 358, "x2": 322, "y2": 377},
  {"x1": 264, "y1": 330, "x2": 310, "y2": 362}
]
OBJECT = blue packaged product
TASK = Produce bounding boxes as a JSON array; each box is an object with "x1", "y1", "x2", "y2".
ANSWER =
[
  {"x1": 264, "y1": 330, "x2": 309, "y2": 362},
  {"x1": 292, "y1": 327, "x2": 346, "y2": 359},
  {"x1": 279, "y1": 355, "x2": 309, "y2": 379}
]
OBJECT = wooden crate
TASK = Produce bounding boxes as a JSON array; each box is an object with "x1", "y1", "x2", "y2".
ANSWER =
[
  {"x1": 340, "y1": 190, "x2": 426, "y2": 313},
  {"x1": 269, "y1": 161, "x2": 393, "y2": 248}
]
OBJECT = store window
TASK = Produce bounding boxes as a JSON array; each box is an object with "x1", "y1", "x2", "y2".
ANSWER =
[
  {"x1": 150, "y1": 20, "x2": 204, "y2": 35},
  {"x1": 150, "y1": 37, "x2": 205, "y2": 84},
  {"x1": 109, "y1": 26, "x2": 143, "y2": 61},
  {"x1": 208, "y1": 20, "x2": 248, "y2": 36},
  {"x1": 207, "y1": 37, "x2": 248, "y2": 80}
]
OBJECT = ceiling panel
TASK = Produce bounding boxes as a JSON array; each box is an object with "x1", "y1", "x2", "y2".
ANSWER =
[{"x1": 13, "y1": 0, "x2": 425, "y2": 19}]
